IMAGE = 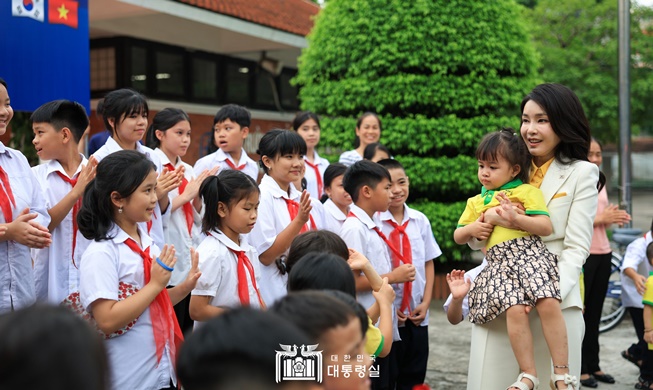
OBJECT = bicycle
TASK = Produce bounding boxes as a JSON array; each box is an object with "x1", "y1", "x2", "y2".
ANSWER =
[{"x1": 599, "y1": 227, "x2": 643, "y2": 333}]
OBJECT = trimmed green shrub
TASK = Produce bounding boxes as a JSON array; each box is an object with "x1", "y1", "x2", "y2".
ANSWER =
[{"x1": 297, "y1": 0, "x2": 539, "y2": 262}]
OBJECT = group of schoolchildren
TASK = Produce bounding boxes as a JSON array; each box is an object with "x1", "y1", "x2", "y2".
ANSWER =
[{"x1": 0, "y1": 77, "x2": 446, "y2": 390}]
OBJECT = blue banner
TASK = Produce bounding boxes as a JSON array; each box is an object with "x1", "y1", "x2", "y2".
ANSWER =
[{"x1": 0, "y1": 0, "x2": 89, "y2": 112}]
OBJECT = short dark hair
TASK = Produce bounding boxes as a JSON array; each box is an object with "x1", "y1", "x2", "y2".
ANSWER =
[
  {"x1": 177, "y1": 307, "x2": 312, "y2": 390},
  {"x1": 647, "y1": 242, "x2": 653, "y2": 264},
  {"x1": 376, "y1": 158, "x2": 404, "y2": 172},
  {"x1": 322, "y1": 290, "x2": 369, "y2": 338},
  {"x1": 476, "y1": 128, "x2": 530, "y2": 183},
  {"x1": 145, "y1": 108, "x2": 190, "y2": 149},
  {"x1": 271, "y1": 291, "x2": 362, "y2": 343},
  {"x1": 286, "y1": 230, "x2": 349, "y2": 273},
  {"x1": 288, "y1": 252, "x2": 356, "y2": 297},
  {"x1": 292, "y1": 111, "x2": 321, "y2": 131},
  {"x1": 320, "y1": 163, "x2": 348, "y2": 203},
  {"x1": 30, "y1": 100, "x2": 89, "y2": 143},
  {"x1": 343, "y1": 160, "x2": 391, "y2": 203},
  {"x1": 257, "y1": 129, "x2": 307, "y2": 174},
  {"x1": 0, "y1": 305, "x2": 109, "y2": 390},
  {"x1": 214, "y1": 104, "x2": 251, "y2": 128},
  {"x1": 363, "y1": 142, "x2": 391, "y2": 161},
  {"x1": 199, "y1": 170, "x2": 259, "y2": 234},
  {"x1": 97, "y1": 89, "x2": 148, "y2": 137}
]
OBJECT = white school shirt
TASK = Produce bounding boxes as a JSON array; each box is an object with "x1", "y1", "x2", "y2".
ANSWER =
[
  {"x1": 338, "y1": 149, "x2": 363, "y2": 167},
  {"x1": 192, "y1": 230, "x2": 262, "y2": 321},
  {"x1": 0, "y1": 143, "x2": 50, "y2": 313},
  {"x1": 323, "y1": 198, "x2": 348, "y2": 233},
  {"x1": 80, "y1": 225, "x2": 174, "y2": 390},
  {"x1": 249, "y1": 174, "x2": 329, "y2": 305},
  {"x1": 303, "y1": 151, "x2": 329, "y2": 199},
  {"x1": 379, "y1": 205, "x2": 442, "y2": 326},
  {"x1": 153, "y1": 148, "x2": 203, "y2": 286},
  {"x1": 92, "y1": 137, "x2": 168, "y2": 250},
  {"x1": 620, "y1": 231, "x2": 653, "y2": 309},
  {"x1": 442, "y1": 259, "x2": 488, "y2": 319},
  {"x1": 193, "y1": 148, "x2": 259, "y2": 182},
  {"x1": 340, "y1": 204, "x2": 400, "y2": 341},
  {"x1": 31, "y1": 155, "x2": 87, "y2": 304}
]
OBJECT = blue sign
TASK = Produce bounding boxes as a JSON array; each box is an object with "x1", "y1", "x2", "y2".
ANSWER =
[{"x1": 0, "y1": 0, "x2": 89, "y2": 112}]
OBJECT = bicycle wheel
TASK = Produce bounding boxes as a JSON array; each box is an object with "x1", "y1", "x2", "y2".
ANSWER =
[{"x1": 599, "y1": 254, "x2": 626, "y2": 333}]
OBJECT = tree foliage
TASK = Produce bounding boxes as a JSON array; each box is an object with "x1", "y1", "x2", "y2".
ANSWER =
[
  {"x1": 296, "y1": 0, "x2": 539, "y2": 262},
  {"x1": 525, "y1": 0, "x2": 653, "y2": 142}
]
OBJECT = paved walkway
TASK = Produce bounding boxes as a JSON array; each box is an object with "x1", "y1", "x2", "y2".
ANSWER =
[{"x1": 424, "y1": 190, "x2": 653, "y2": 389}]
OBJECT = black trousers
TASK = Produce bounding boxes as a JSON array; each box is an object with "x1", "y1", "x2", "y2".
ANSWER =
[
  {"x1": 389, "y1": 322, "x2": 429, "y2": 390},
  {"x1": 628, "y1": 307, "x2": 647, "y2": 361},
  {"x1": 581, "y1": 252, "x2": 612, "y2": 374}
]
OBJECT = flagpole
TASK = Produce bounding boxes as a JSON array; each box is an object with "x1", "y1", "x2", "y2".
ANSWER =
[{"x1": 618, "y1": 0, "x2": 632, "y2": 226}]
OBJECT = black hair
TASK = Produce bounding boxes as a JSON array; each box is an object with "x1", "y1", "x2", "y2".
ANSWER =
[
  {"x1": 288, "y1": 252, "x2": 356, "y2": 297},
  {"x1": 320, "y1": 163, "x2": 348, "y2": 203},
  {"x1": 97, "y1": 88, "x2": 148, "y2": 137},
  {"x1": 286, "y1": 230, "x2": 349, "y2": 273},
  {"x1": 647, "y1": 242, "x2": 653, "y2": 264},
  {"x1": 77, "y1": 150, "x2": 156, "y2": 241},
  {"x1": 177, "y1": 307, "x2": 312, "y2": 390},
  {"x1": 363, "y1": 142, "x2": 391, "y2": 161},
  {"x1": 590, "y1": 137, "x2": 603, "y2": 150},
  {"x1": 0, "y1": 305, "x2": 109, "y2": 390},
  {"x1": 0, "y1": 78, "x2": 6, "y2": 88},
  {"x1": 475, "y1": 128, "x2": 530, "y2": 183},
  {"x1": 271, "y1": 291, "x2": 363, "y2": 343},
  {"x1": 145, "y1": 108, "x2": 190, "y2": 149},
  {"x1": 521, "y1": 83, "x2": 605, "y2": 190},
  {"x1": 377, "y1": 158, "x2": 405, "y2": 172},
  {"x1": 199, "y1": 169, "x2": 259, "y2": 235},
  {"x1": 257, "y1": 129, "x2": 307, "y2": 174},
  {"x1": 342, "y1": 160, "x2": 391, "y2": 203},
  {"x1": 30, "y1": 100, "x2": 89, "y2": 143},
  {"x1": 322, "y1": 290, "x2": 369, "y2": 338},
  {"x1": 353, "y1": 112, "x2": 382, "y2": 149},
  {"x1": 292, "y1": 111, "x2": 321, "y2": 131},
  {"x1": 214, "y1": 104, "x2": 251, "y2": 128}
]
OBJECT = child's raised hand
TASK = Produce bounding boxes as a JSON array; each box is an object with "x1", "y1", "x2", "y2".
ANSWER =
[
  {"x1": 347, "y1": 248, "x2": 370, "y2": 271},
  {"x1": 156, "y1": 168, "x2": 182, "y2": 201},
  {"x1": 182, "y1": 247, "x2": 202, "y2": 290},
  {"x1": 297, "y1": 190, "x2": 312, "y2": 224},
  {"x1": 73, "y1": 156, "x2": 98, "y2": 198},
  {"x1": 494, "y1": 191, "x2": 518, "y2": 222},
  {"x1": 392, "y1": 263, "x2": 416, "y2": 283},
  {"x1": 182, "y1": 167, "x2": 217, "y2": 201},
  {"x1": 372, "y1": 277, "x2": 395, "y2": 306},
  {"x1": 151, "y1": 244, "x2": 176, "y2": 290},
  {"x1": 446, "y1": 269, "x2": 471, "y2": 300}
]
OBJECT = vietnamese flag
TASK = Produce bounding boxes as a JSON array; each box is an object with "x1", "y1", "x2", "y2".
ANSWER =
[{"x1": 48, "y1": 0, "x2": 78, "y2": 29}]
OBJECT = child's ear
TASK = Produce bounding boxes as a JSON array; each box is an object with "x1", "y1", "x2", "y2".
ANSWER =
[
  {"x1": 241, "y1": 126, "x2": 249, "y2": 138},
  {"x1": 60, "y1": 127, "x2": 73, "y2": 144},
  {"x1": 512, "y1": 164, "x2": 521, "y2": 178},
  {"x1": 155, "y1": 129, "x2": 165, "y2": 141},
  {"x1": 361, "y1": 185, "x2": 372, "y2": 199},
  {"x1": 261, "y1": 155, "x2": 272, "y2": 170},
  {"x1": 217, "y1": 201, "x2": 228, "y2": 218},
  {"x1": 110, "y1": 191, "x2": 123, "y2": 209}
]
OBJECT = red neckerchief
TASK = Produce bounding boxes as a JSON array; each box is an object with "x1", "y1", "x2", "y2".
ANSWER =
[
  {"x1": 56, "y1": 171, "x2": 82, "y2": 267},
  {"x1": 284, "y1": 198, "x2": 316, "y2": 233},
  {"x1": 225, "y1": 158, "x2": 246, "y2": 171},
  {"x1": 164, "y1": 163, "x2": 193, "y2": 235},
  {"x1": 348, "y1": 211, "x2": 412, "y2": 313},
  {"x1": 0, "y1": 166, "x2": 16, "y2": 222},
  {"x1": 304, "y1": 159, "x2": 323, "y2": 197},
  {"x1": 227, "y1": 246, "x2": 266, "y2": 308},
  {"x1": 385, "y1": 219, "x2": 413, "y2": 313},
  {"x1": 123, "y1": 238, "x2": 184, "y2": 367}
]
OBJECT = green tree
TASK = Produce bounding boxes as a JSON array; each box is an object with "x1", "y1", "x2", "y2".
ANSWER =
[
  {"x1": 295, "y1": 0, "x2": 539, "y2": 262},
  {"x1": 525, "y1": 0, "x2": 653, "y2": 142}
]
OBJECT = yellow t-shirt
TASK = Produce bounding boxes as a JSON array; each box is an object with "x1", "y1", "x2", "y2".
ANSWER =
[
  {"x1": 457, "y1": 181, "x2": 549, "y2": 249},
  {"x1": 642, "y1": 273, "x2": 653, "y2": 307},
  {"x1": 365, "y1": 317, "x2": 384, "y2": 358}
]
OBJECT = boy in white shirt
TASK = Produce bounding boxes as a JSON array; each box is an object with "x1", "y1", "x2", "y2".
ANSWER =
[
  {"x1": 377, "y1": 158, "x2": 441, "y2": 390},
  {"x1": 31, "y1": 100, "x2": 97, "y2": 304},
  {"x1": 193, "y1": 104, "x2": 259, "y2": 181}
]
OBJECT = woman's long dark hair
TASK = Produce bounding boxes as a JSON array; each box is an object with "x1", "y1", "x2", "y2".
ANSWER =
[{"x1": 77, "y1": 150, "x2": 156, "y2": 240}]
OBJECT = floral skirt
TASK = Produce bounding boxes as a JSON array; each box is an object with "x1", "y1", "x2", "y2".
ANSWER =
[{"x1": 468, "y1": 235, "x2": 561, "y2": 324}]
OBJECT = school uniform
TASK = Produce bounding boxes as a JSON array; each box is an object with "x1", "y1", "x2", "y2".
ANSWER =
[
  {"x1": 192, "y1": 230, "x2": 263, "y2": 324},
  {"x1": 249, "y1": 174, "x2": 328, "y2": 306},
  {"x1": 303, "y1": 151, "x2": 329, "y2": 199},
  {"x1": 0, "y1": 143, "x2": 50, "y2": 313},
  {"x1": 338, "y1": 149, "x2": 362, "y2": 167},
  {"x1": 31, "y1": 155, "x2": 87, "y2": 304},
  {"x1": 91, "y1": 137, "x2": 169, "y2": 250},
  {"x1": 379, "y1": 205, "x2": 441, "y2": 390},
  {"x1": 323, "y1": 198, "x2": 347, "y2": 233},
  {"x1": 193, "y1": 148, "x2": 258, "y2": 182},
  {"x1": 80, "y1": 225, "x2": 175, "y2": 390}
]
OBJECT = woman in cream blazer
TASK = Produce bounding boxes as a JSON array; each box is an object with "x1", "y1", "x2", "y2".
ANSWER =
[{"x1": 466, "y1": 83, "x2": 600, "y2": 390}]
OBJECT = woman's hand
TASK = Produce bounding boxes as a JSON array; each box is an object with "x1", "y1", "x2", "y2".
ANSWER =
[{"x1": 483, "y1": 201, "x2": 525, "y2": 228}]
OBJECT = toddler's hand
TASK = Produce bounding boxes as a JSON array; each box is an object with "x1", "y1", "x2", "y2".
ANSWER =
[
  {"x1": 446, "y1": 269, "x2": 471, "y2": 299},
  {"x1": 495, "y1": 192, "x2": 518, "y2": 222},
  {"x1": 469, "y1": 215, "x2": 493, "y2": 241}
]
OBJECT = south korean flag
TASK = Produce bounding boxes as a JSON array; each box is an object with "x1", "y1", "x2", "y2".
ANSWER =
[{"x1": 12, "y1": 0, "x2": 45, "y2": 22}]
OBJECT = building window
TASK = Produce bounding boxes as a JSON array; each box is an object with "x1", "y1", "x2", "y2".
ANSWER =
[
  {"x1": 255, "y1": 72, "x2": 278, "y2": 109},
  {"x1": 155, "y1": 50, "x2": 185, "y2": 96},
  {"x1": 224, "y1": 62, "x2": 251, "y2": 105},
  {"x1": 130, "y1": 46, "x2": 148, "y2": 92},
  {"x1": 192, "y1": 57, "x2": 217, "y2": 100},
  {"x1": 90, "y1": 47, "x2": 116, "y2": 91},
  {"x1": 280, "y1": 70, "x2": 299, "y2": 110}
]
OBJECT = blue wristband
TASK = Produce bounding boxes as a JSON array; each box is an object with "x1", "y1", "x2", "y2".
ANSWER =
[{"x1": 156, "y1": 258, "x2": 174, "y2": 272}]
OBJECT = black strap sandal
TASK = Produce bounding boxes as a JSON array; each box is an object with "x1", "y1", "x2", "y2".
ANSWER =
[{"x1": 635, "y1": 376, "x2": 653, "y2": 390}]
